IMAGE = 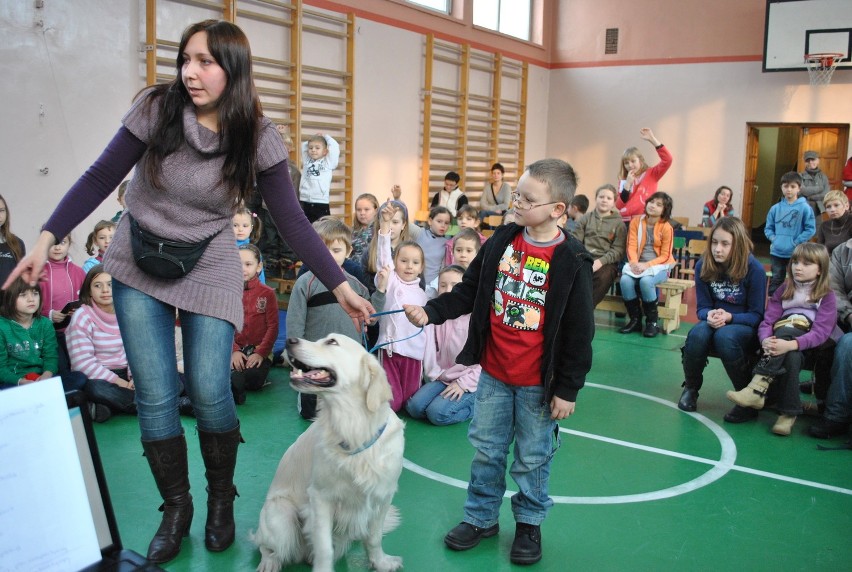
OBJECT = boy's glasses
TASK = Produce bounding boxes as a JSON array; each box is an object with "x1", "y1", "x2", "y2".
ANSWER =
[{"x1": 511, "y1": 192, "x2": 561, "y2": 211}]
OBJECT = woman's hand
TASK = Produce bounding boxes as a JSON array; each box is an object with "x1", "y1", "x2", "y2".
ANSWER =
[
  {"x1": 440, "y1": 381, "x2": 465, "y2": 402},
  {"x1": 391, "y1": 185, "x2": 402, "y2": 200},
  {"x1": 592, "y1": 259, "x2": 603, "y2": 273},
  {"x1": 3, "y1": 230, "x2": 56, "y2": 289},
  {"x1": 51, "y1": 310, "x2": 68, "y2": 324},
  {"x1": 332, "y1": 281, "x2": 375, "y2": 332}
]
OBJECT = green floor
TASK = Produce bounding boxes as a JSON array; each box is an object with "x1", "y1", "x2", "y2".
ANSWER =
[{"x1": 94, "y1": 315, "x2": 852, "y2": 571}]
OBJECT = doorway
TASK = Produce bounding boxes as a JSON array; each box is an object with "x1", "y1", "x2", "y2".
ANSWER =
[{"x1": 742, "y1": 123, "x2": 849, "y2": 244}]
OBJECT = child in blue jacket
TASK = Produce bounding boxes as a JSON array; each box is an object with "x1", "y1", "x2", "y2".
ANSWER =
[{"x1": 765, "y1": 171, "x2": 815, "y2": 295}]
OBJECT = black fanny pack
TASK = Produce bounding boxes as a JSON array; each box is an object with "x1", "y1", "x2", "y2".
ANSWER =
[{"x1": 128, "y1": 214, "x2": 219, "y2": 279}]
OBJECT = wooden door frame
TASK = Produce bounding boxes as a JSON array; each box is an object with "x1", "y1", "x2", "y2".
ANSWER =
[{"x1": 742, "y1": 122, "x2": 849, "y2": 228}]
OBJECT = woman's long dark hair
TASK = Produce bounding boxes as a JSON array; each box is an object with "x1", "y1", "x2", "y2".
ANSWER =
[{"x1": 140, "y1": 20, "x2": 261, "y2": 204}]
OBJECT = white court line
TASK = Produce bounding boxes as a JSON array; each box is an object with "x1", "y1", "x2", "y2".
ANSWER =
[
  {"x1": 563, "y1": 427, "x2": 852, "y2": 497},
  {"x1": 403, "y1": 383, "x2": 852, "y2": 503}
]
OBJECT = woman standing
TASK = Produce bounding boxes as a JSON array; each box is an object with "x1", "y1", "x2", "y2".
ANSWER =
[{"x1": 5, "y1": 20, "x2": 372, "y2": 564}]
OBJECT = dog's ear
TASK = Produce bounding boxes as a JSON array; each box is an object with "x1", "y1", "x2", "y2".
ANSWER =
[{"x1": 362, "y1": 353, "x2": 392, "y2": 412}]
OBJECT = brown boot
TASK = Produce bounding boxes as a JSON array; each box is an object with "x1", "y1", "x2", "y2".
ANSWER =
[
  {"x1": 141, "y1": 434, "x2": 194, "y2": 563},
  {"x1": 726, "y1": 374, "x2": 772, "y2": 410},
  {"x1": 198, "y1": 424, "x2": 242, "y2": 552}
]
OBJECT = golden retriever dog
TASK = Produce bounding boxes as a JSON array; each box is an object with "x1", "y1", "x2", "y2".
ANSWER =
[{"x1": 252, "y1": 335, "x2": 405, "y2": 572}]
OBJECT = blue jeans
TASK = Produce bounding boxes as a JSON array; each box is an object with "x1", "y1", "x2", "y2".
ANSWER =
[
  {"x1": 405, "y1": 381, "x2": 475, "y2": 425},
  {"x1": 112, "y1": 279, "x2": 238, "y2": 441},
  {"x1": 620, "y1": 269, "x2": 669, "y2": 302},
  {"x1": 682, "y1": 321, "x2": 758, "y2": 391},
  {"x1": 824, "y1": 333, "x2": 852, "y2": 423},
  {"x1": 462, "y1": 371, "x2": 559, "y2": 528},
  {"x1": 84, "y1": 377, "x2": 137, "y2": 414},
  {"x1": 769, "y1": 255, "x2": 788, "y2": 296}
]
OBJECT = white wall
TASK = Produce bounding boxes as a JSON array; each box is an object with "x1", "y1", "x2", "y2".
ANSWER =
[
  {"x1": 545, "y1": 61, "x2": 852, "y2": 222},
  {"x1": 0, "y1": 0, "x2": 143, "y2": 262},
  {"x1": 0, "y1": 2, "x2": 550, "y2": 259}
]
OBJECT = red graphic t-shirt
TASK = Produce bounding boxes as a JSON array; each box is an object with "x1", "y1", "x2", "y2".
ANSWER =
[{"x1": 481, "y1": 231, "x2": 562, "y2": 386}]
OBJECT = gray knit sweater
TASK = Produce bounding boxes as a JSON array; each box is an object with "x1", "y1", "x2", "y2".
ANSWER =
[
  {"x1": 43, "y1": 89, "x2": 343, "y2": 330},
  {"x1": 286, "y1": 270, "x2": 385, "y2": 343}
]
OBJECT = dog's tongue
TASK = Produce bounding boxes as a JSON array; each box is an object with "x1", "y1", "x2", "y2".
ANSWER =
[{"x1": 305, "y1": 369, "x2": 330, "y2": 380}]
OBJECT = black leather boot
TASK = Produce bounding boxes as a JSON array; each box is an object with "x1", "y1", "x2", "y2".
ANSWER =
[
  {"x1": 642, "y1": 300, "x2": 660, "y2": 337},
  {"x1": 198, "y1": 424, "x2": 242, "y2": 552},
  {"x1": 619, "y1": 298, "x2": 643, "y2": 334},
  {"x1": 141, "y1": 434, "x2": 193, "y2": 564},
  {"x1": 678, "y1": 382, "x2": 699, "y2": 412}
]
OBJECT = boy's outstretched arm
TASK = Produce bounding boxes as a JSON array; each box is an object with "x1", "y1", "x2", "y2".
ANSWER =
[{"x1": 404, "y1": 305, "x2": 429, "y2": 326}]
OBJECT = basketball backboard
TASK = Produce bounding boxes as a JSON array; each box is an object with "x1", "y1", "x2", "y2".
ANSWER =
[{"x1": 764, "y1": 0, "x2": 852, "y2": 72}]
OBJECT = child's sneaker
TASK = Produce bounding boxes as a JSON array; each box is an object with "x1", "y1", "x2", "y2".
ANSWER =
[
  {"x1": 772, "y1": 414, "x2": 796, "y2": 436},
  {"x1": 89, "y1": 403, "x2": 112, "y2": 423}
]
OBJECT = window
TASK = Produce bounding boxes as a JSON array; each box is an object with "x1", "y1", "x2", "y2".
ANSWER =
[
  {"x1": 407, "y1": 0, "x2": 450, "y2": 13},
  {"x1": 473, "y1": 0, "x2": 531, "y2": 41}
]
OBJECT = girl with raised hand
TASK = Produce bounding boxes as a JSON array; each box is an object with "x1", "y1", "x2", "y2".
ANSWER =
[{"x1": 615, "y1": 128, "x2": 673, "y2": 223}]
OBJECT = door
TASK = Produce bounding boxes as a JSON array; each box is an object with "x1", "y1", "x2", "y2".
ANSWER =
[
  {"x1": 742, "y1": 126, "x2": 760, "y2": 228},
  {"x1": 799, "y1": 127, "x2": 847, "y2": 189}
]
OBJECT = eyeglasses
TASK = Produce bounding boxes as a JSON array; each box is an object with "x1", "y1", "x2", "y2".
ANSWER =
[{"x1": 510, "y1": 192, "x2": 562, "y2": 211}]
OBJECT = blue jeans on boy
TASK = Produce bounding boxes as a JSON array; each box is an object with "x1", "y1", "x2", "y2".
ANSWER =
[
  {"x1": 112, "y1": 279, "x2": 238, "y2": 441},
  {"x1": 769, "y1": 255, "x2": 788, "y2": 296},
  {"x1": 462, "y1": 371, "x2": 559, "y2": 528},
  {"x1": 405, "y1": 381, "x2": 475, "y2": 425},
  {"x1": 620, "y1": 269, "x2": 669, "y2": 302},
  {"x1": 682, "y1": 321, "x2": 758, "y2": 391}
]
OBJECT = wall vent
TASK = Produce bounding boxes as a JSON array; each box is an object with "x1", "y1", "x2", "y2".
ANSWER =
[{"x1": 605, "y1": 28, "x2": 619, "y2": 54}]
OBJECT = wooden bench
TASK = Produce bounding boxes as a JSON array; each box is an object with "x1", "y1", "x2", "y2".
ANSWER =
[
  {"x1": 595, "y1": 278, "x2": 695, "y2": 334},
  {"x1": 268, "y1": 278, "x2": 296, "y2": 310}
]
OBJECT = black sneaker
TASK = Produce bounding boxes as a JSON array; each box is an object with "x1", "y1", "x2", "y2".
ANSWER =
[
  {"x1": 723, "y1": 405, "x2": 758, "y2": 424},
  {"x1": 808, "y1": 418, "x2": 849, "y2": 439},
  {"x1": 89, "y1": 403, "x2": 112, "y2": 423},
  {"x1": 510, "y1": 523, "x2": 542, "y2": 565},
  {"x1": 444, "y1": 522, "x2": 499, "y2": 551}
]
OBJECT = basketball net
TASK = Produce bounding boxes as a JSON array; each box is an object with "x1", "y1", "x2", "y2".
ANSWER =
[{"x1": 804, "y1": 53, "x2": 842, "y2": 86}]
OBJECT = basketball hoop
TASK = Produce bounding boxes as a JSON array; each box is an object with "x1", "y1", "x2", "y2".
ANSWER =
[{"x1": 804, "y1": 53, "x2": 843, "y2": 86}]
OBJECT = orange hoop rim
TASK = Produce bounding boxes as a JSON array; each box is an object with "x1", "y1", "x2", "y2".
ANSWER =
[{"x1": 804, "y1": 52, "x2": 844, "y2": 65}]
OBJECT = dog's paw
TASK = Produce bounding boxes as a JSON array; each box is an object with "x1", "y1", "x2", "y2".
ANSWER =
[{"x1": 371, "y1": 554, "x2": 403, "y2": 572}]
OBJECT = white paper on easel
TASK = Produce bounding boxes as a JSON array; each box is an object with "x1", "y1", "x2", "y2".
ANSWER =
[{"x1": 0, "y1": 378, "x2": 101, "y2": 572}]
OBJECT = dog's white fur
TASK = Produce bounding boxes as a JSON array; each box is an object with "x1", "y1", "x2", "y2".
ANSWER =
[{"x1": 251, "y1": 335, "x2": 404, "y2": 572}]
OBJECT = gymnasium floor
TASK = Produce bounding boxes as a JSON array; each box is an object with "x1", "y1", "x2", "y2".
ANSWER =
[{"x1": 94, "y1": 312, "x2": 852, "y2": 571}]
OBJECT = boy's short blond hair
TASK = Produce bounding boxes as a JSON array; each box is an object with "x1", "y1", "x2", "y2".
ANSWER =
[
  {"x1": 824, "y1": 190, "x2": 849, "y2": 208},
  {"x1": 312, "y1": 216, "x2": 352, "y2": 250},
  {"x1": 526, "y1": 158, "x2": 578, "y2": 205},
  {"x1": 307, "y1": 134, "x2": 328, "y2": 148}
]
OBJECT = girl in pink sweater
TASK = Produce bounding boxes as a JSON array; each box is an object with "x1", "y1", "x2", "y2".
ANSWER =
[
  {"x1": 616, "y1": 128, "x2": 673, "y2": 222},
  {"x1": 406, "y1": 266, "x2": 480, "y2": 425},
  {"x1": 39, "y1": 234, "x2": 86, "y2": 375},
  {"x1": 375, "y1": 201, "x2": 428, "y2": 411},
  {"x1": 66, "y1": 265, "x2": 134, "y2": 422}
]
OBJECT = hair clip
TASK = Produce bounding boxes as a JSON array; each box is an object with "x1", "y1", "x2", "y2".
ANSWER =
[{"x1": 251, "y1": 212, "x2": 258, "y2": 218}]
